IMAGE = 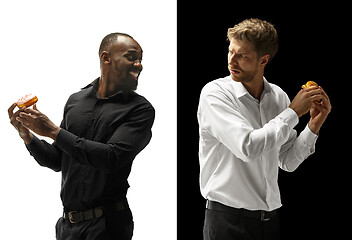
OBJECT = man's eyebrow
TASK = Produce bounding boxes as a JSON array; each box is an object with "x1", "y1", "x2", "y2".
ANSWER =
[
  {"x1": 126, "y1": 49, "x2": 143, "y2": 54},
  {"x1": 228, "y1": 48, "x2": 249, "y2": 54},
  {"x1": 125, "y1": 49, "x2": 143, "y2": 59}
]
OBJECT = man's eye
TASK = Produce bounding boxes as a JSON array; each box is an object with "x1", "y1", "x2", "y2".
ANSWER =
[{"x1": 127, "y1": 55, "x2": 135, "y2": 61}]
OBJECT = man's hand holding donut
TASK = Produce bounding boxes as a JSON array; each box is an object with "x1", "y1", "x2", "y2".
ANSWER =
[
  {"x1": 289, "y1": 81, "x2": 332, "y2": 134},
  {"x1": 8, "y1": 103, "x2": 61, "y2": 143},
  {"x1": 8, "y1": 103, "x2": 33, "y2": 144},
  {"x1": 308, "y1": 86, "x2": 331, "y2": 134}
]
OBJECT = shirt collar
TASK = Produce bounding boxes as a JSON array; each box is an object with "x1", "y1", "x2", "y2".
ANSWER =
[
  {"x1": 228, "y1": 75, "x2": 274, "y2": 99},
  {"x1": 82, "y1": 77, "x2": 134, "y2": 101},
  {"x1": 262, "y1": 77, "x2": 274, "y2": 95},
  {"x1": 82, "y1": 77, "x2": 99, "y2": 91}
]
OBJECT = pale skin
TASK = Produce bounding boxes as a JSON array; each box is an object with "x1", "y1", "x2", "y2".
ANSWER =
[
  {"x1": 228, "y1": 39, "x2": 331, "y2": 134},
  {"x1": 8, "y1": 36, "x2": 143, "y2": 144}
]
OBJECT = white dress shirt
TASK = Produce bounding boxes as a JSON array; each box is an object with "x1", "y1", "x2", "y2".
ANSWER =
[{"x1": 197, "y1": 76, "x2": 318, "y2": 211}]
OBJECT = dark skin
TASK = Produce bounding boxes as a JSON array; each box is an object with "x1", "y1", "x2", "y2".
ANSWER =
[
  {"x1": 8, "y1": 36, "x2": 143, "y2": 144},
  {"x1": 99, "y1": 36, "x2": 143, "y2": 97}
]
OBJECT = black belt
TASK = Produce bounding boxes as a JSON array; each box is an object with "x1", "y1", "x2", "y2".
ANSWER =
[
  {"x1": 207, "y1": 200, "x2": 278, "y2": 221},
  {"x1": 63, "y1": 200, "x2": 128, "y2": 224}
]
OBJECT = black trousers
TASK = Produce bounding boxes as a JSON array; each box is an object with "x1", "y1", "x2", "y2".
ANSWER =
[
  {"x1": 56, "y1": 208, "x2": 133, "y2": 240},
  {"x1": 203, "y1": 202, "x2": 280, "y2": 240}
]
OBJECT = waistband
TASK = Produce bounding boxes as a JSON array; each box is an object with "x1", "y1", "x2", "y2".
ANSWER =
[
  {"x1": 206, "y1": 200, "x2": 278, "y2": 221},
  {"x1": 63, "y1": 199, "x2": 129, "y2": 224}
]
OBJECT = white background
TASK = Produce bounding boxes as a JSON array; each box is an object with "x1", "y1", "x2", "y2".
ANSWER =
[{"x1": 0, "y1": 0, "x2": 176, "y2": 239}]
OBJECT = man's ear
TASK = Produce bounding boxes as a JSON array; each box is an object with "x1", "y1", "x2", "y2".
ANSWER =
[
  {"x1": 260, "y1": 54, "x2": 270, "y2": 66},
  {"x1": 100, "y1": 51, "x2": 111, "y2": 64}
]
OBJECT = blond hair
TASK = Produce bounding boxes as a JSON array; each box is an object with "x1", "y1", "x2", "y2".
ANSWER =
[{"x1": 227, "y1": 18, "x2": 279, "y2": 62}]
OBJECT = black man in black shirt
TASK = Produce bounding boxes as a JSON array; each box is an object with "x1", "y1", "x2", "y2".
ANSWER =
[{"x1": 8, "y1": 32, "x2": 155, "y2": 240}]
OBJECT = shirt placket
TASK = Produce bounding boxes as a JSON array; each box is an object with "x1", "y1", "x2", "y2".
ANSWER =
[
  {"x1": 81, "y1": 98, "x2": 102, "y2": 206},
  {"x1": 259, "y1": 99, "x2": 270, "y2": 205},
  {"x1": 87, "y1": 99, "x2": 103, "y2": 140}
]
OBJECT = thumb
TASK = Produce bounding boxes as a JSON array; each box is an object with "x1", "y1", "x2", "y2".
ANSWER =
[{"x1": 33, "y1": 103, "x2": 38, "y2": 111}]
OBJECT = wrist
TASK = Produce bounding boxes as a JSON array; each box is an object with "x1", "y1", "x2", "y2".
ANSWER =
[
  {"x1": 308, "y1": 120, "x2": 320, "y2": 135},
  {"x1": 289, "y1": 106, "x2": 302, "y2": 118},
  {"x1": 50, "y1": 126, "x2": 61, "y2": 141},
  {"x1": 21, "y1": 132, "x2": 34, "y2": 144}
]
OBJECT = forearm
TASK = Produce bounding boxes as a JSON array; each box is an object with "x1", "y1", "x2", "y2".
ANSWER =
[
  {"x1": 243, "y1": 108, "x2": 298, "y2": 160},
  {"x1": 55, "y1": 128, "x2": 152, "y2": 172},
  {"x1": 25, "y1": 135, "x2": 62, "y2": 172},
  {"x1": 279, "y1": 124, "x2": 318, "y2": 172},
  {"x1": 21, "y1": 131, "x2": 34, "y2": 144},
  {"x1": 308, "y1": 118, "x2": 323, "y2": 135},
  {"x1": 203, "y1": 106, "x2": 299, "y2": 162}
]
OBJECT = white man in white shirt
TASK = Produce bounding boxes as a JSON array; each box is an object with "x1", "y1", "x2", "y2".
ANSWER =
[{"x1": 198, "y1": 18, "x2": 331, "y2": 240}]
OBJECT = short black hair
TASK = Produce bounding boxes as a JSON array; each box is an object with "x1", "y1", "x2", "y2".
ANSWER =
[{"x1": 98, "y1": 32, "x2": 134, "y2": 56}]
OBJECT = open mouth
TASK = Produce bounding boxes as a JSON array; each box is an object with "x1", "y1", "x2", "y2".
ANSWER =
[
  {"x1": 229, "y1": 69, "x2": 241, "y2": 75},
  {"x1": 129, "y1": 70, "x2": 140, "y2": 80},
  {"x1": 228, "y1": 65, "x2": 241, "y2": 75}
]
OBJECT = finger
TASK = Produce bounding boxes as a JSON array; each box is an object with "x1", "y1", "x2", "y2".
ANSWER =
[
  {"x1": 322, "y1": 96, "x2": 332, "y2": 111},
  {"x1": 16, "y1": 117, "x2": 30, "y2": 128},
  {"x1": 308, "y1": 88, "x2": 323, "y2": 96},
  {"x1": 312, "y1": 103, "x2": 324, "y2": 112},
  {"x1": 18, "y1": 112, "x2": 36, "y2": 127},
  {"x1": 24, "y1": 106, "x2": 39, "y2": 115},
  {"x1": 319, "y1": 87, "x2": 330, "y2": 104},
  {"x1": 16, "y1": 116, "x2": 24, "y2": 124},
  {"x1": 315, "y1": 101, "x2": 331, "y2": 115},
  {"x1": 8, "y1": 102, "x2": 17, "y2": 119},
  {"x1": 310, "y1": 93, "x2": 324, "y2": 103},
  {"x1": 304, "y1": 86, "x2": 319, "y2": 92},
  {"x1": 9, "y1": 109, "x2": 23, "y2": 126},
  {"x1": 315, "y1": 94, "x2": 331, "y2": 110},
  {"x1": 33, "y1": 103, "x2": 38, "y2": 111},
  {"x1": 19, "y1": 111, "x2": 35, "y2": 120}
]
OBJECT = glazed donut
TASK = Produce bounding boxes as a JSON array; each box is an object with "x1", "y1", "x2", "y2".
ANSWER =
[
  {"x1": 16, "y1": 94, "x2": 38, "y2": 108},
  {"x1": 301, "y1": 81, "x2": 322, "y2": 103},
  {"x1": 302, "y1": 81, "x2": 318, "y2": 89}
]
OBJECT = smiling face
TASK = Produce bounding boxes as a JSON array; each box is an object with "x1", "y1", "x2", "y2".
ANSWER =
[{"x1": 100, "y1": 35, "x2": 143, "y2": 93}]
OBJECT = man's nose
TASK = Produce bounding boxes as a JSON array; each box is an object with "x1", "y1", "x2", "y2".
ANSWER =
[
  {"x1": 134, "y1": 61, "x2": 143, "y2": 71},
  {"x1": 229, "y1": 52, "x2": 238, "y2": 63}
]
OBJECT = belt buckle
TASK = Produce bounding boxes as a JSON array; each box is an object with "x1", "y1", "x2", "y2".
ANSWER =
[
  {"x1": 68, "y1": 211, "x2": 78, "y2": 224},
  {"x1": 260, "y1": 211, "x2": 270, "y2": 221}
]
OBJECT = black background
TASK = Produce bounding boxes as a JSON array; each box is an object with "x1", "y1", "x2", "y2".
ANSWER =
[{"x1": 178, "y1": 1, "x2": 349, "y2": 239}]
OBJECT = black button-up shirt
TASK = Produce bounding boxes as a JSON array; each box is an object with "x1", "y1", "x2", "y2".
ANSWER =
[{"x1": 26, "y1": 78, "x2": 155, "y2": 212}]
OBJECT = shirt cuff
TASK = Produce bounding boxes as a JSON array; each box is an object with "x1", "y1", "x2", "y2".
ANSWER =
[
  {"x1": 55, "y1": 128, "x2": 78, "y2": 156},
  {"x1": 278, "y1": 108, "x2": 299, "y2": 129},
  {"x1": 301, "y1": 124, "x2": 318, "y2": 151},
  {"x1": 25, "y1": 134, "x2": 40, "y2": 153}
]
